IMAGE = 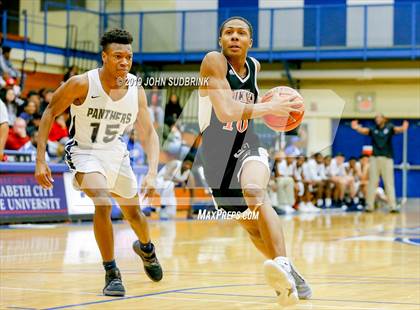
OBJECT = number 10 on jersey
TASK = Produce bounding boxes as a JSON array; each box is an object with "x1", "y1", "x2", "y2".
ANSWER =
[{"x1": 223, "y1": 120, "x2": 248, "y2": 133}]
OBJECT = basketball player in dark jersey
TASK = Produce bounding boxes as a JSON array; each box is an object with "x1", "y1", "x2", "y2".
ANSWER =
[{"x1": 198, "y1": 17, "x2": 311, "y2": 306}]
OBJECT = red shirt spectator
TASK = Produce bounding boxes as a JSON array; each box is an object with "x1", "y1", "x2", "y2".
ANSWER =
[
  {"x1": 48, "y1": 115, "x2": 68, "y2": 142},
  {"x1": 6, "y1": 117, "x2": 30, "y2": 150}
]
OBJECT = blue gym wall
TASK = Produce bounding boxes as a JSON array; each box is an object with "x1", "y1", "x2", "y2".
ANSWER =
[
  {"x1": 393, "y1": 0, "x2": 420, "y2": 46},
  {"x1": 304, "y1": 0, "x2": 346, "y2": 47},
  {"x1": 218, "y1": 0, "x2": 259, "y2": 47}
]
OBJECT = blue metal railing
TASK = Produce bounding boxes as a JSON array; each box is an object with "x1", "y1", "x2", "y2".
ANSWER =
[{"x1": 1, "y1": 2, "x2": 418, "y2": 65}]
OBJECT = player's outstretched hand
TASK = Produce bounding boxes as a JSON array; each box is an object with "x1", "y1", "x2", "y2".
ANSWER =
[
  {"x1": 35, "y1": 161, "x2": 54, "y2": 189},
  {"x1": 141, "y1": 173, "x2": 158, "y2": 200},
  {"x1": 269, "y1": 93, "x2": 303, "y2": 117},
  {"x1": 351, "y1": 120, "x2": 359, "y2": 130}
]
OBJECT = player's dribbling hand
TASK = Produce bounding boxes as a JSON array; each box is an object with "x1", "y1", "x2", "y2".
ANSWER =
[
  {"x1": 270, "y1": 93, "x2": 303, "y2": 117},
  {"x1": 35, "y1": 161, "x2": 54, "y2": 189}
]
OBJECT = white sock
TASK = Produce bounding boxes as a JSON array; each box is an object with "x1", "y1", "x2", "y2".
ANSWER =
[
  {"x1": 274, "y1": 256, "x2": 291, "y2": 272},
  {"x1": 325, "y1": 198, "x2": 332, "y2": 207}
]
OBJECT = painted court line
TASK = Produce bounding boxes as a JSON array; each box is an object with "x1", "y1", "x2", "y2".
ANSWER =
[
  {"x1": 38, "y1": 282, "x2": 420, "y2": 310},
  {"x1": 2, "y1": 268, "x2": 419, "y2": 282},
  {"x1": 0, "y1": 287, "x2": 99, "y2": 296},
  {"x1": 40, "y1": 284, "x2": 263, "y2": 310},
  {"x1": 148, "y1": 295, "x2": 273, "y2": 306},
  {"x1": 175, "y1": 291, "x2": 420, "y2": 306},
  {"x1": 0, "y1": 251, "x2": 66, "y2": 259}
]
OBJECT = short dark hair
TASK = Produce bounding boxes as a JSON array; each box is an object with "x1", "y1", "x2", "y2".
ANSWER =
[
  {"x1": 219, "y1": 16, "x2": 253, "y2": 38},
  {"x1": 100, "y1": 28, "x2": 133, "y2": 51},
  {"x1": 2, "y1": 46, "x2": 11, "y2": 54},
  {"x1": 27, "y1": 90, "x2": 39, "y2": 98}
]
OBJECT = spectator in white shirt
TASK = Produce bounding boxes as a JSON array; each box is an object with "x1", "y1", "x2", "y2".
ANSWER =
[
  {"x1": 0, "y1": 99, "x2": 9, "y2": 161},
  {"x1": 359, "y1": 154, "x2": 369, "y2": 201},
  {"x1": 330, "y1": 153, "x2": 355, "y2": 209},
  {"x1": 274, "y1": 151, "x2": 296, "y2": 214},
  {"x1": 345, "y1": 156, "x2": 363, "y2": 209},
  {"x1": 155, "y1": 159, "x2": 193, "y2": 219},
  {"x1": 294, "y1": 155, "x2": 320, "y2": 213},
  {"x1": 306, "y1": 153, "x2": 331, "y2": 207}
]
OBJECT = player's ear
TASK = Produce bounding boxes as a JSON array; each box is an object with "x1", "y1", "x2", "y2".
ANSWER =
[
  {"x1": 218, "y1": 37, "x2": 222, "y2": 48},
  {"x1": 101, "y1": 50, "x2": 107, "y2": 64},
  {"x1": 249, "y1": 38, "x2": 253, "y2": 49}
]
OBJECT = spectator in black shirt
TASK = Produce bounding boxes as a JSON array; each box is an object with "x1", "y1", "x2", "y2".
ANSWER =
[
  {"x1": 164, "y1": 94, "x2": 182, "y2": 128},
  {"x1": 351, "y1": 114, "x2": 409, "y2": 212}
]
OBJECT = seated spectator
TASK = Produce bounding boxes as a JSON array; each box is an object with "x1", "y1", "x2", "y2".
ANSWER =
[
  {"x1": 26, "y1": 113, "x2": 42, "y2": 137},
  {"x1": 19, "y1": 100, "x2": 38, "y2": 123},
  {"x1": 148, "y1": 85, "x2": 164, "y2": 129},
  {"x1": 39, "y1": 88, "x2": 54, "y2": 114},
  {"x1": 5, "y1": 117, "x2": 30, "y2": 150},
  {"x1": 274, "y1": 151, "x2": 296, "y2": 214},
  {"x1": 0, "y1": 46, "x2": 20, "y2": 79},
  {"x1": 284, "y1": 136, "x2": 302, "y2": 157},
  {"x1": 47, "y1": 114, "x2": 69, "y2": 158},
  {"x1": 163, "y1": 124, "x2": 190, "y2": 160},
  {"x1": 155, "y1": 159, "x2": 193, "y2": 220},
  {"x1": 268, "y1": 152, "x2": 282, "y2": 213},
  {"x1": 324, "y1": 155, "x2": 333, "y2": 179},
  {"x1": 359, "y1": 154, "x2": 370, "y2": 201},
  {"x1": 26, "y1": 91, "x2": 41, "y2": 113},
  {"x1": 164, "y1": 94, "x2": 182, "y2": 128},
  {"x1": 63, "y1": 65, "x2": 79, "y2": 82},
  {"x1": 1, "y1": 87, "x2": 23, "y2": 125},
  {"x1": 330, "y1": 153, "x2": 356, "y2": 209},
  {"x1": 124, "y1": 130, "x2": 145, "y2": 166},
  {"x1": 294, "y1": 155, "x2": 319, "y2": 213},
  {"x1": 0, "y1": 99, "x2": 8, "y2": 161},
  {"x1": 346, "y1": 156, "x2": 364, "y2": 209},
  {"x1": 307, "y1": 153, "x2": 330, "y2": 208},
  {"x1": 19, "y1": 130, "x2": 50, "y2": 162}
]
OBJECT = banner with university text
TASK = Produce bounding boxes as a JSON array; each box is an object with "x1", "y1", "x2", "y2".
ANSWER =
[{"x1": 0, "y1": 173, "x2": 68, "y2": 218}]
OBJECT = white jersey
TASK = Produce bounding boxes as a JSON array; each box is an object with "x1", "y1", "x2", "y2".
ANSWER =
[
  {"x1": 307, "y1": 158, "x2": 326, "y2": 181},
  {"x1": 277, "y1": 160, "x2": 294, "y2": 177},
  {"x1": 68, "y1": 69, "x2": 138, "y2": 149},
  {"x1": 330, "y1": 159, "x2": 347, "y2": 177}
]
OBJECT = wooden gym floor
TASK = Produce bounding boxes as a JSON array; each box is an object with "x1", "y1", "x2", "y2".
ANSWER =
[{"x1": 1, "y1": 200, "x2": 419, "y2": 309}]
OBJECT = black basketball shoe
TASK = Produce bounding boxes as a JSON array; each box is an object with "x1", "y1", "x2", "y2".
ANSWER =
[
  {"x1": 133, "y1": 240, "x2": 163, "y2": 282},
  {"x1": 103, "y1": 267, "x2": 125, "y2": 296}
]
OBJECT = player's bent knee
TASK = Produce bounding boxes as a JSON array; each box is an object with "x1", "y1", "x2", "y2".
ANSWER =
[
  {"x1": 121, "y1": 207, "x2": 141, "y2": 222},
  {"x1": 243, "y1": 184, "x2": 266, "y2": 209},
  {"x1": 84, "y1": 189, "x2": 111, "y2": 201}
]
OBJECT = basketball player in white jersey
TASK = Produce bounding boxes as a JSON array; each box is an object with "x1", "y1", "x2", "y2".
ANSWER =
[
  {"x1": 198, "y1": 17, "x2": 311, "y2": 306},
  {"x1": 35, "y1": 29, "x2": 162, "y2": 296}
]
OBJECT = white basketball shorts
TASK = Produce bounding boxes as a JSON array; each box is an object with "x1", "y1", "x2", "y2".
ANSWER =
[{"x1": 64, "y1": 139, "x2": 138, "y2": 198}]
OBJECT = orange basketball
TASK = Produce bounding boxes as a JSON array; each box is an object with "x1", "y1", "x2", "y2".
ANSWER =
[{"x1": 261, "y1": 86, "x2": 304, "y2": 132}]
